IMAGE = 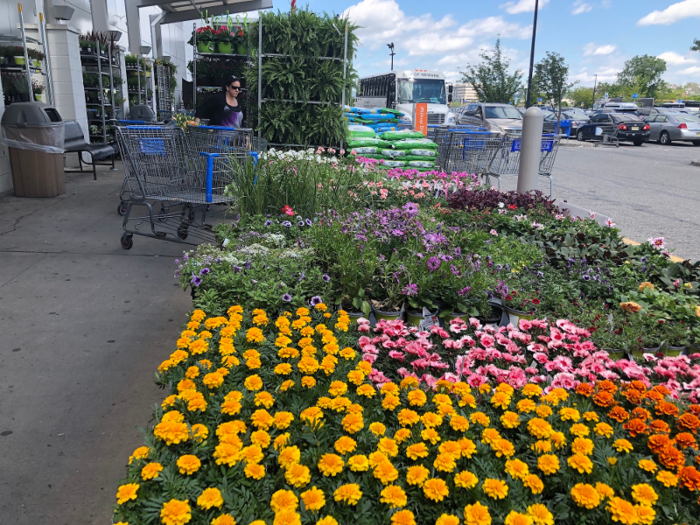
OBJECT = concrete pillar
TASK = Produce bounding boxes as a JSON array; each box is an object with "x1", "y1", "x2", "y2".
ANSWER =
[
  {"x1": 90, "y1": 0, "x2": 110, "y2": 32},
  {"x1": 125, "y1": 0, "x2": 141, "y2": 55},
  {"x1": 517, "y1": 107, "x2": 544, "y2": 193},
  {"x1": 0, "y1": 86, "x2": 13, "y2": 195}
]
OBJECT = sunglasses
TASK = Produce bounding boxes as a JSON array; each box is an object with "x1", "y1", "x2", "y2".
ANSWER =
[{"x1": 228, "y1": 86, "x2": 240, "y2": 90}]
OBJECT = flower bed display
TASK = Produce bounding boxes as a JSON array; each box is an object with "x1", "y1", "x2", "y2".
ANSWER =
[{"x1": 113, "y1": 307, "x2": 700, "y2": 525}]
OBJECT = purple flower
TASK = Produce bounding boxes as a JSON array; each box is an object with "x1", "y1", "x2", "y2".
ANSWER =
[
  {"x1": 402, "y1": 202, "x2": 419, "y2": 215},
  {"x1": 427, "y1": 257, "x2": 441, "y2": 271},
  {"x1": 402, "y1": 284, "x2": 418, "y2": 296},
  {"x1": 174, "y1": 258, "x2": 180, "y2": 265},
  {"x1": 305, "y1": 219, "x2": 313, "y2": 226},
  {"x1": 265, "y1": 220, "x2": 273, "y2": 226},
  {"x1": 282, "y1": 293, "x2": 292, "y2": 302},
  {"x1": 199, "y1": 268, "x2": 210, "y2": 276},
  {"x1": 233, "y1": 265, "x2": 242, "y2": 273},
  {"x1": 310, "y1": 296, "x2": 323, "y2": 306},
  {"x1": 244, "y1": 261, "x2": 251, "y2": 269},
  {"x1": 191, "y1": 274, "x2": 202, "y2": 287},
  {"x1": 297, "y1": 221, "x2": 305, "y2": 227},
  {"x1": 299, "y1": 272, "x2": 305, "y2": 282},
  {"x1": 450, "y1": 264, "x2": 460, "y2": 277},
  {"x1": 183, "y1": 253, "x2": 189, "y2": 261},
  {"x1": 458, "y1": 286, "x2": 471, "y2": 296},
  {"x1": 416, "y1": 252, "x2": 423, "y2": 259},
  {"x1": 453, "y1": 247, "x2": 461, "y2": 257},
  {"x1": 282, "y1": 221, "x2": 292, "y2": 227},
  {"x1": 322, "y1": 274, "x2": 331, "y2": 282}
]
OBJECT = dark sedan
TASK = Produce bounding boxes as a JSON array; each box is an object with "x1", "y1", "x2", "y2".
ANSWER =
[
  {"x1": 542, "y1": 110, "x2": 590, "y2": 136},
  {"x1": 576, "y1": 113, "x2": 650, "y2": 146}
]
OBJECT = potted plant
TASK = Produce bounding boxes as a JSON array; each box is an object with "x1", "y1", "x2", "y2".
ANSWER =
[
  {"x1": 369, "y1": 259, "x2": 405, "y2": 321},
  {"x1": 189, "y1": 26, "x2": 215, "y2": 53},
  {"x1": 214, "y1": 27, "x2": 234, "y2": 54},
  {"x1": 234, "y1": 26, "x2": 247, "y2": 55},
  {"x1": 32, "y1": 80, "x2": 44, "y2": 102},
  {"x1": 27, "y1": 48, "x2": 45, "y2": 69}
]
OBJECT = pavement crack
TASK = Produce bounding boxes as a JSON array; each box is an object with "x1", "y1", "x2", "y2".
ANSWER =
[{"x1": 0, "y1": 194, "x2": 72, "y2": 237}]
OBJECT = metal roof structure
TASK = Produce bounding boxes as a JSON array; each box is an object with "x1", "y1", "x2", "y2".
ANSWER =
[{"x1": 137, "y1": 0, "x2": 273, "y2": 24}]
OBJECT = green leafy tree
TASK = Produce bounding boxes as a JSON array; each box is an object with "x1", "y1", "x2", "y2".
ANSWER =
[
  {"x1": 533, "y1": 52, "x2": 577, "y2": 130},
  {"x1": 616, "y1": 55, "x2": 667, "y2": 98},
  {"x1": 567, "y1": 86, "x2": 595, "y2": 108},
  {"x1": 692, "y1": 39, "x2": 700, "y2": 52},
  {"x1": 461, "y1": 39, "x2": 523, "y2": 103}
]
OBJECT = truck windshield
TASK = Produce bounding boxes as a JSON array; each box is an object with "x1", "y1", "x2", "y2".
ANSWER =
[
  {"x1": 484, "y1": 106, "x2": 523, "y2": 119},
  {"x1": 397, "y1": 79, "x2": 446, "y2": 104}
]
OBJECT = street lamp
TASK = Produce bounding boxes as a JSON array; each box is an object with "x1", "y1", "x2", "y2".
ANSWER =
[
  {"x1": 525, "y1": 0, "x2": 539, "y2": 108},
  {"x1": 387, "y1": 43, "x2": 395, "y2": 71},
  {"x1": 591, "y1": 74, "x2": 598, "y2": 109}
]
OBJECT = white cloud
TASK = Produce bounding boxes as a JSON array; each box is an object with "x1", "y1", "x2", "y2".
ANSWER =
[
  {"x1": 583, "y1": 43, "x2": 617, "y2": 56},
  {"x1": 657, "y1": 51, "x2": 698, "y2": 66},
  {"x1": 570, "y1": 66, "x2": 619, "y2": 85},
  {"x1": 500, "y1": 0, "x2": 550, "y2": 15},
  {"x1": 638, "y1": 0, "x2": 700, "y2": 26},
  {"x1": 679, "y1": 66, "x2": 700, "y2": 75},
  {"x1": 572, "y1": 1, "x2": 592, "y2": 14}
]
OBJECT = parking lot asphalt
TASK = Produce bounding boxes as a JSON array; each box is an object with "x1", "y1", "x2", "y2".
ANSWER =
[{"x1": 497, "y1": 140, "x2": 700, "y2": 262}]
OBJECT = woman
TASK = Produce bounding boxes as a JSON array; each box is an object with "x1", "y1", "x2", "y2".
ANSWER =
[{"x1": 194, "y1": 75, "x2": 243, "y2": 128}]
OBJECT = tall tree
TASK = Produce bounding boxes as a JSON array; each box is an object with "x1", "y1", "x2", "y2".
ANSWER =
[
  {"x1": 567, "y1": 86, "x2": 595, "y2": 108},
  {"x1": 461, "y1": 39, "x2": 523, "y2": 103},
  {"x1": 692, "y1": 39, "x2": 700, "y2": 52},
  {"x1": 616, "y1": 55, "x2": 667, "y2": 98},
  {"x1": 533, "y1": 52, "x2": 577, "y2": 130}
]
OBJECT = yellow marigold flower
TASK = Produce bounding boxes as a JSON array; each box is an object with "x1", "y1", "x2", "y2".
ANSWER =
[
  {"x1": 301, "y1": 376, "x2": 316, "y2": 388},
  {"x1": 241, "y1": 445, "x2": 264, "y2": 465},
  {"x1": 479, "y1": 383, "x2": 491, "y2": 394},
  {"x1": 394, "y1": 428, "x2": 412, "y2": 444},
  {"x1": 275, "y1": 363, "x2": 292, "y2": 375},
  {"x1": 448, "y1": 415, "x2": 470, "y2": 433},
  {"x1": 583, "y1": 411, "x2": 599, "y2": 422},
  {"x1": 559, "y1": 407, "x2": 581, "y2": 421},
  {"x1": 285, "y1": 463, "x2": 311, "y2": 488},
  {"x1": 423, "y1": 478, "x2": 449, "y2": 502},
  {"x1": 177, "y1": 455, "x2": 201, "y2": 475},
  {"x1": 436, "y1": 514, "x2": 460, "y2": 525},
  {"x1": 482, "y1": 478, "x2": 508, "y2": 500},
  {"x1": 273, "y1": 433, "x2": 290, "y2": 451},
  {"x1": 527, "y1": 503, "x2": 554, "y2": 525},
  {"x1": 188, "y1": 338, "x2": 208, "y2": 356},
  {"x1": 244, "y1": 463, "x2": 265, "y2": 480},
  {"x1": 459, "y1": 393, "x2": 477, "y2": 408},
  {"x1": 116, "y1": 483, "x2": 139, "y2": 505},
  {"x1": 438, "y1": 440, "x2": 461, "y2": 459},
  {"x1": 153, "y1": 421, "x2": 190, "y2": 446},
  {"x1": 521, "y1": 383, "x2": 542, "y2": 397},
  {"x1": 141, "y1": 462, "x2": 163, "y2": 480},
  {"x1": 406, "y1": 465, "x2": 430, "y2": 486},
  {"x1": 339, "y1": 347, "x2": 356, "y2": 359},
  {"x1": 177, "y1": 378, "x2": 196, "y2": 392},
  {"x1": 342, "y1": 413, "x2": 364, "y2": 434},
  {"x1": 613, "y1": 439, "x2": 634, "y2": 453},
  {"x1": 398, "y1": 409, "x2": 421, "y2": 426},
  {"x1": 250, "y1": 409, "x2": 275, "y2": 430},
  {"x1": 635, "y1": 505, "x2": 655, "y2": 525},
  {"x1": 638, "y1": 459, "x2": 657, "y2": 473},
  {"x1": 245, "y1": 327, "x2": 264, "y2": 343},
  {"x1": 406, "y1": 442, "x2": 429, "y2": 460},
  {"x1": 333, "y1": 436, "x2": 357, "y2": 455},
  {"x1": 160, "y1": 499, "x2": 191, "y2": 525},
  {"x1": 569, "y1": 423, "x2": 590, "y2": 437},
  {"x1": 631, "y1": 484, "x2": 658, "y2": 507},
  {"x1": 391, "y1": 510, "x2": 416, "y2": 525},
  {"x1": 535, "y1": 405, "x2": 553, "y2": 418},
  {"x1": 491, "y1": 391, "x2": 512, "y2": 410},
  {"x1": 250, "y1": 430, "x2": 271, "y2": 449},
  {"x1": 464, "y1": 501, "x2": 491, "y2": 525},
  {"x1": 383, "y1": 394, "x2": 401, "y2": 411},
  {"x1": 355, "y1": 384, "x2": 375, "y2": 398},
  {"x1": 244, "y1": 374, "x2": 263, "y2": 391},
  {"x1": 347, "y1": 454, "x2": 369, "y2": 472},
  {"x1": 492, "y1": 438, "x2": 515, "y2": 458},
  {"x1": 197, "y1": 488, "x2": 223, "y2": 510},
  {"x1": 333, "y1": 483, "x2": 362, "y2": 506},
  {"x1": 527, "y1": 418, "x2": 553, "y2": 439},
  {"x1": 300, "y1": 486, "x2": 325, "y2": 512},
  {"x1": 186, "y1": 320, "x2": 200, "y2": 330},
  {"x1": 408, "y1": 389, "x2": 427, "y2": 406},
  {"x1": 656, "y1": 470, "x2": 678, "y2": 487},
  {"x1": 595, "y1": 482, "x2": 615, "y2": 499},
  {"x1": 191, "y1": 309, "x2": 206, "y2": 322},
  {"x1": 571, "y1": 483, "x2": 600, "y2": 509},
  {"x1": 380, "y1": 485, "x2": 407, "y2": 508},
  {"x1": 129, "y1": 446, "x2": 149, "y2": 464},
  {"x1": 607, "y1": 497, "x2": 638, "y2": 525},
  {"x1": 531, "y1": 440, "x2": 552, "y2": 454},
  {"x1": 549, "y1": 431, "x2": 567, "y2": 449},
  {"x1": 481, "y1": 428, "x2": 501, "y2": 445},
  {"x1": 501, "y1": 411, "x2": 521, "y2": 429},
  {"x1": 459, "y1": 438, "x2": 477, "y2": 458},
  {"x1": 524, "y1": 474, "x2": 544, "y2": 495},
  {"x1": 217, "y1": 420, "x2": 246, "y2": 437},
  {"x1": 271, "y1": 490, "x2": 299, "y2": 514},
  {"x1": 272, "y1": 411, "x2": 294, "y2": 430},
  {"x1": 278, "y1": 446, "x2": 301, "y2": 469},
  {"x1": 505, "y1": 459, "x2": 529, "y2": 480},
  {"x1": 434, "y1": 452, "x2": 457, "y2": 473},
  {"x1": 157, "y1": 359, "x2": 175, "y2": 374},
  {"x1": 316, "y1": 517, "x2": 336, "y2": 525},
  {"x1": 504, "y1": 511, "x2": 533, "y2": 525},
  {"x1": 571, "y1": 437, "x2": 595, "y2": 456},
  {"x1": 254, "y1": 391, "x2": 275, "y2": 409},
  {"x1": 300, "y1": 407, "x2": 324, "y2": 428},
  {"x1": 328, "y1": 380, "x2": 348, "y2": 397},
  {"x1": 568, "y1": 454, "x2": 594, "y2": 474},
  {"x1": 317, "y1": 454, "x2": 344, "y2": 477},
  {"x1": 211, "y1": 514, "x2": 236, "y2": 525},
  {"x1": 280, "y1": 379, "x2": 294, "y2": 392},
  {"x1": 454, "y1": 470, "x2": 479, "y2": 489},
  {"x1": 537, "y1": 454, "x2": 560, "y2": 475},
  {"x1": 422, "y1": 428, "x2": 441, "y2": 445},
  {"x1": 378, "y1": 437, "x2": 398, "y2": 457},
  {"x1": 278, "y1": 347, "x2": 299, "y2": 358},
  {"x1": 373, "y1": 460, "x2": 399, "y2": 485},
  {"x1": 347, "y1": 370, "x2": 364, "y2": 385}
]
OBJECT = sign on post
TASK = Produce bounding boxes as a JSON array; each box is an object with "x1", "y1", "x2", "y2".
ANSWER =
[
  {"x1": 538, "y1": 98, "x2": 543, "y2": 103},
  {"x1": 413, "y1": 103, "x2": 428, "y2": 137},
  {"x1": 632, "y1": 93, "x2": 639, "y2": 99}
]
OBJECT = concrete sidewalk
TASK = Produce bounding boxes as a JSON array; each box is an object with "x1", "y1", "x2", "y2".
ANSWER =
[{"x1": 0, "y1": 164, "x2": 197, "y2": 524}]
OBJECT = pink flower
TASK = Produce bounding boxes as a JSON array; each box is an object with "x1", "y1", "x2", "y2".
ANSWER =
[
  {"x1": 388, "y1": 350, "x2": 405, "y2": 361},
  {"x1": 490, "y1": 229, "x2": 499, "y2": 236}
]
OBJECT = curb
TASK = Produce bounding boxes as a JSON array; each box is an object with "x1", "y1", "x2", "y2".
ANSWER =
[
  {"x1": 691, "y1": 160, "x2": 700, "y2": 167},
  {"x1": 622, "y1": 238, "x2": 685, "y2": 263}
]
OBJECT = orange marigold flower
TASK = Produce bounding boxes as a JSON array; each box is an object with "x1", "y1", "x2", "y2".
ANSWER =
[
  {"x1": 593, "y1": 391, "x2": 615, "y2": 408},
  {"x1": 623, "y1": 418, "x2": 648, "y2": 437},
  {"x1": 658, "y1": 445, "x2": 685, "y2": 470},
  {"x1": 675, "y1": 432, "x2": 698, "y2": 450},
  {"x1": 632, "y1": 407, "x2": 652, "y2": 421},
  {"x1": 678, "y1": 413, "x2": 700, "y2": 433},
  {"x1": 648, "y1": 419, "x2": 671, "y2": 435},
  {"x1": 606, "y1": 497, "x2": 637, "y2": 525},
  {"x1": 608, "y1": 406, "x2": 630, "y2": 423},
  {"x1": 655, "y1": 401, "x2": 680, "y2": 418},
  {"x1": 575, "y1": 383, "x2": 594, "y2": 397},
  {"x1": 648, "y1": 435, "x2": 672, "y2": 453},
  {"x1": 679, "y1": 466, "x2": 700, "y2": 491}
]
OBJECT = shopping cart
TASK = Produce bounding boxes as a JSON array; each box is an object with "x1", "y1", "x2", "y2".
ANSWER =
[
  {"x1": 443, "y1": 131, "x2": 502, "y2": 175},
  {"x1": 485, "y1": 133, "x2": 562, "y2": 195}
]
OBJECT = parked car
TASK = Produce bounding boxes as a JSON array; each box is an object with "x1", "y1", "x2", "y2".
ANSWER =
[
  {"x1": 638, "y1": 107, "x2": 685, "y2": 118},
  {"x1": 456, "y1": 102, "x2": 523, "y2": 133},
  {"x1": 576, "y1": 113, "x2": 650, "y2": 146},
  {"x1": 542, "y1": 110, "x2": 590, "y2": 136},
  {"x1": 646, "y1": 113, "x2": 700, "y2": 145}
]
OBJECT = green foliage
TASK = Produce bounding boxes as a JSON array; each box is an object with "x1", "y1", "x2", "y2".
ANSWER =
[
  {"x1": 533, "y1": 51, "x2": 577, "y2": 112},
  {"x1": 615, "y1": 55, "x2": 667, "y2": 99},
  {"x1": 567, "y1": 86, "x2": 595, "y2": 108},
  {"x1": 461, "y1": 39, "x2": 523, "y2": 103}
]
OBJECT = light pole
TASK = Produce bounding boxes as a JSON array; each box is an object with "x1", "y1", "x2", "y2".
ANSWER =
[
  {"x1": 591, "y1": 74, "x2": 598, "y2": 109},
  {"x1": 525, "y1": 0, "x2": 539, "y2": 108},
  {"x1": 387, "y1": 43, "x2": 395, "y2": 71}
]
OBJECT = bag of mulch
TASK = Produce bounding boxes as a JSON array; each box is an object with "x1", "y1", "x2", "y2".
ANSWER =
[
  {"x1": 381, "y1": 149, "x2": 406, "y2": 158},
  {"x1": 392, "y1": 138, "x2": 438, "y2": 150},
  {"x1": 362, "y1": 113, "x2": 396, "y2": 120},
  {"x1": 379, "y1": 129, "x2": 426, "y2": 140},
  {"x1": 402, "y1": 155, "x2": 437, "y2": 162},
  {"x1": 379, "y1": 108, "x2": 405, "y2": 117},
  {"x1": 353, "y1": 146, "x2": 379, "y2": 154},
  {"x1": 357, "y1": 108, "x2": 380, "y2": 115},
  {"x1": 407, "y1": 160, "x2": 436, "y2": 168},
  {"x1": 380, "y1": 160, "x2": 406, "y2": 167},
  {"x1": 408, "y1": 149, "x2": 437, "y2": 157},
  {"x1": 348, "y1": 138, "x2": 390, "y2": 148},
  {"x1": 348, "y1": 124, "x2": 376, "y2": 139}
]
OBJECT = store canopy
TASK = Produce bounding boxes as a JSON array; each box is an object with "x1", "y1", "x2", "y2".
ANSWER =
[{"x1": 138, "y1": 0, "x2": 273, "y2": 24}]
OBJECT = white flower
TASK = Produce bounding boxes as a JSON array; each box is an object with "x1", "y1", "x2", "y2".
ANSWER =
[
  {"x1": 605, "y1": 219, "x2": 615, "y2": 228},
  {"x1": 498, "y1": 202, "x2": 505, "y2": 208}
]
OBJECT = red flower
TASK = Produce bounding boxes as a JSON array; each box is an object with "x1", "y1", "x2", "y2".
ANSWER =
[
  {"x1": 511, "y1": 291, "x2": 518, "y2": 297},
  {"x1": 532, "y1": 298, "x2": 540, "y2": 305},
  {"x1": 281, "y1": 205, "x2": 294, "y2": 216},
  {"x1": 505, "y1": 295, "x2": 513, "y2": 302},
  {"x1": 509, "y1": 204, "x2": 517, "y2": 210}
]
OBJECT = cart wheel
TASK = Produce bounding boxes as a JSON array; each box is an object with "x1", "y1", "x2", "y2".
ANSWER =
[
  {"x1": 158, "y1": 208, "x2": 169, "y2": 223},
  {"x1": 120, "y1": 234, "x2": 133, "y2": 250},
  {"x1": 187, "y1": 209, "x2": 196, "y2": 221},
  {"x1": 117, "y1": 202, "x2": 128, "y2": 216},
  {"x1": 177, "y1": 228, "x2": 189, "y2": 240}
]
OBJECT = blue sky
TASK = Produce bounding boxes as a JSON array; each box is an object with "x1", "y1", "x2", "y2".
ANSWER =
[{"x1": 296, "y1": 0, "x2": 700, "y2": 86}]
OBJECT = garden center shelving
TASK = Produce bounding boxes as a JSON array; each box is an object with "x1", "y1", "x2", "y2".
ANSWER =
[
  {"x1": 254, "y1": 16, "x2": 350, "y2": 147},
  {"x1": 125, "y1": 55, "x2": 153, "y2": 113},
  {"x1": 0, "y1": 7, "x2": 54, "y2": 106},
  {"x1": 154, "y1": 61, "x2": 172, "y2": 120},
  {"x1": 81, "y1": 37, "x2": 123, "y2": 144}
]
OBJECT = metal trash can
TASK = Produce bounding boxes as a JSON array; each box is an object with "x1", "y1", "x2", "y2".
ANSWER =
[{"x1": 1, "y1": 102, "x2": 66, "y2": 197}]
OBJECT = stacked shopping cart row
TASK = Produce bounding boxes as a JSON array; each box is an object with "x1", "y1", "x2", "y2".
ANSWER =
[{"x1": 115, "y1": 125, "x2": 266, "y2": 250}]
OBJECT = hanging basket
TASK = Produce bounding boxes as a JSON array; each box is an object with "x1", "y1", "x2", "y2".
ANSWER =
[{"x1": 197, "y1": 41, "x2": 214, "y2": 53}]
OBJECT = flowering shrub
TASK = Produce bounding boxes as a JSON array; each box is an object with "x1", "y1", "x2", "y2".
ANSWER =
[{"x1": 115, "y1": 307, "x2": 700, "y2": 525}]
